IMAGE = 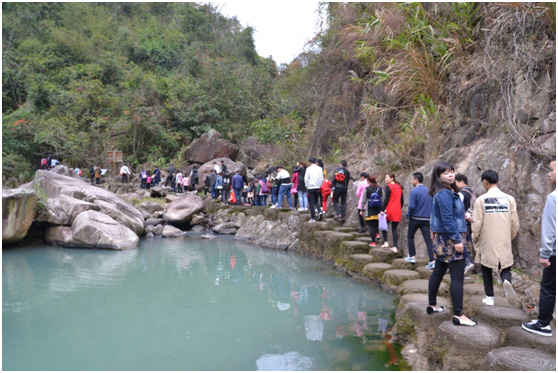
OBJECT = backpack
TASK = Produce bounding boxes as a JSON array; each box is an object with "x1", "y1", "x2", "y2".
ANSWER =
[
  {"x1": 335, "y1": 171, "x2": 346, "y2": 183},
  {"x1": 260, "y1": 180, "x2": 270, "y2": 193},
  {"x1": 41, "y1": 158, "x2": 47, "y2": 166},
  {"x1": 368, "y1": 187, "x2": 382, "y2": 208},
  {"x1": 266, "y1": 179, "x2": 272, "y2": 190}
]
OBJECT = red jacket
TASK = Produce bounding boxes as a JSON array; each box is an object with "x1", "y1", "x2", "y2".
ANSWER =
[
  {"x1": 385, "y1": 183, "x2": 403, "y2": 222},
  {"x1": 320, "y1": 179, "x2": 332, "y2": 194}
]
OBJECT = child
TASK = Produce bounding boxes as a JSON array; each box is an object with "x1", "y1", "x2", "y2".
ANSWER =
[
  {"x1": 320, "y1": 178, "x2": 332, "y2": 213},
  {"x1": 146, "y1": 171, "x2": 152, "y2": 190}
]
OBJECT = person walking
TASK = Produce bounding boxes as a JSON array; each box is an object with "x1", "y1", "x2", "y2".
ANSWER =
[
  {"x1": 221, "y1": 171, "x2": 231, "y2": 205},
  {"x1": 522, "y1": 159, "x2": 556, "y2": 337},
  {"x1": 294, "y1": 161, "x2": 308, "y2": 211},
  {"x1": 455, "y1": 173, "x2": 476, "y2": 275},
  {"x1": 209, "y1": 170, "x2": 218, "y2": 199},
  {"x1": 320, "y1": 178, "x2": 332, "y2": 213},
  {"x1": 381, "y1": 172, "x2": 404, "y2": 253},
  {"x1": 259, "y1": 175, "x2": 269, "y2": 207},
  {"x1": 94, "y1": 165, "x2": 102, "y2": 185},
  {"x1": 153, "y1": 166, "x2": 161, "y2": 186},
  {"x1": 331, "y1": 160, "x2": 351, "y2": 222},
  {"x1": 165, "y1": 163, "x2": 175, "y2": 187},
  {"x1": 120, "y1": 163, "x2": 131, "y2": 184},
  {"x1": 140, "y1": 169, "x2": 147, "y2": 189},
  {"x1": 472, "y1": 170, "x2": 520, "y2": 308},
  {"x1": 356, "y1": 172, "x2": 370, "y2": 233},
  {"x1": 189, "y1": 166, "x2": 199, "y2": 192},
  {"x1": 203, "y1": 171, "x2": 211, "y2": 196},
  {"x1": 361, "y1": 175, "x2": 383, "y2": 247},
  {"x1": 89, "y1": 165, "x2": 95, "y2": 184},
  {"x1": 274, "y1": 165, "x2": 293, "y2": 209},
  {"x1": 175, "y1": 170, "x2": 183, "y2": 193},
  {"x1": 305, "y1": 157, "x2": 324, "y2": 222},
  {"x1": 232, "y1": 170, "x2": 244, "y2": 205},
  {"x1": 405, "y1": 172, "x2": 435, "y2": 268},
  {"x1": 291, "y1": 166, "x2": 299, "y2": 209},
  {"x1": 427, "y1": 161, "x2": 476, "y2": 326},
  {"x1": 215, "y1": 173, "x2": 223, "y2": 201}
]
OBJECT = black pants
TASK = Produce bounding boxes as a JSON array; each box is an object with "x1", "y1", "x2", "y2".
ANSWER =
[
  {"x1": 307, "y1": 189, "x2": 322, "y2": 219},
  {"x1": 429, "y1": 259, "x2": 466, "y2": 316},
  {"x1": 333, "y1": 188, "x2": 347, "y2": 218},
  {"x1": 358, "y1": 209, "x2": 366, "y2": 229},
  {"x1": 407, "y1": 218, "x2": 434, "y2": 261},
  {"x1": 538, "y1": 256, "x2": 556, "y2": 325},
  {"x1": 367, "y1": 220, "x2": 379, "y2": 242},
  {"x1": 382, "y1": 221, "x2": 399, "y2": 247},
  {"x1": 481, "y1": 264, "x2": 512, "y2": 297}
]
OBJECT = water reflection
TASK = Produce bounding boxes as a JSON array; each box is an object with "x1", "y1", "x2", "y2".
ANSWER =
[{"x1": 3, "y1": 235, "x2": 404, "y2": 371}]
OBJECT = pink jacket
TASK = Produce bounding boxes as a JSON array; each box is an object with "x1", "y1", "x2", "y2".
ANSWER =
[{"x1": 356, "y1": 179, "x2": 369, "y2": 209}]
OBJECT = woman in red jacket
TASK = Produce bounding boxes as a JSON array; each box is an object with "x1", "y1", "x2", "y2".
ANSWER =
[{"x1": 381, "y1": 172, "x2": 404, "y2": 253}]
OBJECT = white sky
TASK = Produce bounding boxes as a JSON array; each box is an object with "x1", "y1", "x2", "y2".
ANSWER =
[{"x1": 215, "y1": 1, "x2": 323, "y2": 65}]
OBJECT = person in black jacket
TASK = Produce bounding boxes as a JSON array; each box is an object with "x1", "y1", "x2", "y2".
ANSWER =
[
  {"x1": 361, "y1": 175, "x2": 383, "y2": 247},
  {"x1": 331, "y1": 160, "x2": 351, "y2": 222}
]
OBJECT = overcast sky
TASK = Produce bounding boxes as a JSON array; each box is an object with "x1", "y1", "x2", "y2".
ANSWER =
[{"x1": 215, "y1": 1, "x2": 323, "y2": 65}]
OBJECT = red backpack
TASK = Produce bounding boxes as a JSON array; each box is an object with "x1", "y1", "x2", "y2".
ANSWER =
[{"x1": 335, "y1": 172, "x2": 346, "y2": 183}]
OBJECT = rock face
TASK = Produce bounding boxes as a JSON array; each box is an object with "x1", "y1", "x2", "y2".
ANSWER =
[
  {"x1": 2, "y1": 188, "x2": 37, "y2": 243},
  {"x1": 198, "y1": 157, "x2": 247, "y2": 178},
  {"x1": 71, "y1": 211, "x2": 139, "y2": 250},
  {"x1": 183, "y1": 129, "x2": 239, "y2": 164},
  {"x1": 163, "y1": 193, "x2": 204, "y2": 224}
]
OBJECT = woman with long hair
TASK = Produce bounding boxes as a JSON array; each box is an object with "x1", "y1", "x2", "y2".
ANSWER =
[
  {"x1": 294, "y1": 161, "x2": 308, "y2": 210},
  {"x1": 427, "y1": 162, "x2": 476, "y2": 326},
  {"x1": 381, "y1": 172, "x2": 404, "y2": 253},
  {"x1": 360, "y1": 175, "x2": 383, "y2": 247}
]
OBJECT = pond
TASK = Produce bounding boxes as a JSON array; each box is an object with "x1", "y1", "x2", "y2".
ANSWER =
[{"x1": 2, "y1": 235, "x2": 408, "y2": 371}]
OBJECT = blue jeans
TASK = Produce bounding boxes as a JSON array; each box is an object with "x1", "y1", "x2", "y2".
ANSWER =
[
  {"x1": 234, "y1": 188, "x2": 242, "y2": 205},
  {"x1": 271, "y1": 186, "x2": 278, "y2": 205},
  {"x1": 277, "y1": 184, "x2": 293, "y2": 208},
  {"x1": 298, "y1": 191, "x2": 308, "y2": 209},
  {"x1": 260, "y1": 195, "x2": 268, "y2": 206}
]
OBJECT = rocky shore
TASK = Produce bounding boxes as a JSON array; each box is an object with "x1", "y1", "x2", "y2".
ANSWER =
[{"x1": 3, "y1": 165, "x2": 555, "y2": 371}]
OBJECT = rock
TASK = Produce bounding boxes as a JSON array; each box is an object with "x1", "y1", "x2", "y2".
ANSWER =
[
  {"x1": 145, "y1": 218, "x2": 165, "y2": 226},
  {"x1": 341, "y1": 241, "x2": 372, "y2": 255},
  {"x1": 190, "y1": 213, "x2": 208, "y2": 225},
  {"x1": 464, "y1": 283, "x2": 505, "y2": 297},
  {"x1": 397, "y1": 301, "x2": 452, "y2": 331},
  {"x1": 137, "y1": 201, "x2": 164, "y2": 214},
  {"x1": 71, "y1": 210, "x2": 139, "y2": 250},
  {"x1": 153, "y1": 211, "x2": 163, "y2": 218},
  {"x1": 162, "y1": 225, "x2": 184, "y2": 238},
  {"x1": 165, "y1": 194, "x2": 180, "y2": 203},
  {"x1": 369, "y1": 247, "x2": 399, "y2": 263},
  {"x1": 183, "y1": 129, "x2": 239, "y2": 164},
  {"x1": 152, "y1": 224, "x2": 164, "y2": 236},
  {"x1": 190, "y1": 225, "x2": 206, "y2": 232},
  {"x1": 363, "y1": 263, "x2": 392, "y2": 280},
  {"x1": 198, "y1": 158, "x2": 247, "y2": 179},
  {"x1": 163, "y1": 194, "x2": 204, "y2": 224},
  {"x1": 398, "y1": 293, "x2": 451, "y2": 310},
  {"x1": 391, "y1": 258, "x2": 428, "y2": 270},
  {"x1": 213, "y1": 222, "x2": 241, "y2": 235},
  {"x1": 398, "y1": 279, "x2": 449, "y2": 297},
  {"x1": 2, "y1": 188, "x2": 37, "y2": 243},
  {"x1": 94, "y1": 199, "x2": 144, "y2": 236},
  {"x1": 476, "y1": 305, "x2": 530, "y2": 333},
  {"x1": 382, "y1": 269, "x2": 420, "y2": 292},
  {"x1": 44, "y1": 226, "x2": 76, "y2": 247},
  {"x1": 146, "y1": 232, "x2": 155, "y2": 238},
  {"x1": 236, "y1": 136, "x2": 280, "y2": 169},
  {"x1": 464, "y1": 295, "x2": 512, "y2": 317},
  {"x1": 201, "y1": 234, "x2": 217, "y2": 239},
  {"x1": 149, "y1": 186, "x2": 171, "y2": 198},
  {"x1": 483, "y1": 347, "x2": 555, "y2": 371},
  {"x1": 504, "y1": 326, "x2": 557, "y2": 356}
]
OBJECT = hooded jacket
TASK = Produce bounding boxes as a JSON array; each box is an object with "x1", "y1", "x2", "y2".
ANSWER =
[{"x1": 304, "y1": 164, "x2": 324, "y2": 190}]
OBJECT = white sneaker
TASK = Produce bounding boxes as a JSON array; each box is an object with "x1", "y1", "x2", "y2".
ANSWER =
[
  {"x1": 298, "y1": 207, "x2": 304, "y2": 211},
  {"x1": 270, "y1": 205, "x2": 277, "y2": 209},
  {"x1": 381, "y1": 242, "x2": 389, "y2": 248},
  {"x1": 482, "y1": 296, "x2": 495, "y2": 306},
  {"x1": 308, "y1": 219, "x2": 316, "y2": 223}
]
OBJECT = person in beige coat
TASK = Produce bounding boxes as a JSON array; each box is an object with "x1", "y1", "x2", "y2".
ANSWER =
[{"x1": 472, "y1": 170, "x2": 520, "y2": 307}]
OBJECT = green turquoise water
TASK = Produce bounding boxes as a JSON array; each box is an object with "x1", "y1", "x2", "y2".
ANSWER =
[{"x1": 3, "y1": 235, "x2": 407, "y2": 371}]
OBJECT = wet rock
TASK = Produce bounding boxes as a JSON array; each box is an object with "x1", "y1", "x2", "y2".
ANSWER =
[
  {"x1": 213, "y1": 222, "x2": 241, "y2": 235},
  {"x1": 44, "y1": 226, "x2": 76, "y2": 247},
  {"x1": 2, "y1": 188, "x2": 37, "y2": 243},
  {"x1": 190, "y1": 225, "x2": 206, "y2": 232},
  {"x1": 153, "y1": 224, "x2": 164, "y2": 236},
  {"x1": 162, "y1": 224, "x2": 184, "y2": 238},
  {"x1": 483, "y1": 347, "x2": 555, "y2": 371},
  {"x1": 341, "y1": 241, "x2": 371, "y2": 255},
  {"x1": 146, "y1": 232, "x2": 155, "y2": 238},
  {"x1": 201, "y1": 234, "x2": 217, "y2": 239},
  {"x1": 398, "y1": 293, "x2": 451, "y2": 309},
  {"x1": 369, "y1": 247, "x2": 399, "y2": 263}
]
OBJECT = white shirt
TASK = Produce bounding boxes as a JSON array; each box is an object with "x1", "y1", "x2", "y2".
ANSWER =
[{"x1": 304, "y1": 164, "x2": 324, "y2": 190}]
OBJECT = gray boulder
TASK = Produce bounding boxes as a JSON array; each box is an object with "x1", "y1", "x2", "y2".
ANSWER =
[
  {"x1": 213, "y1": 222, "x2": 241, "y2": 235},
  {"x1": 137, "y1": 201, "x2": 164, "y2": 215},
  {"x1": 163, "y1": 194, "x2": 204, "y2": 224},
  {"x1": 183, "y1": 129, "x2": 239, "y2": 164},
  {"x1": 2, "y1": 188, "x2": 37, "y2": 243},
  {"x1": 162, "y1": 224, "x2": 185, "y2": 238},
  {"x1": 71, "y1": 210, "x2": 139, "y2": 250}
]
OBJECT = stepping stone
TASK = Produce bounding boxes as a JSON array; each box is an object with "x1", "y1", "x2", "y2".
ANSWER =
[
  {"x1": 415, "y1": 265, "x2": 435, "y2": 279},
  {"x1": 464, "y1": 282, "x2": 505, "y2": 297},
  {"x1": 356, "y1": 236, "x2": 372, "y2": 243},
  {"x1": 369, "y1": 247, "x2": 399, "y2": 263},
  {"x1": 396, "y1": 301, "x2": 452, "y2": 331},
  {"x1": 483, "y1": 347, "x2": 556, "y2": 371},
  {"x1": 333, "y1": 226, "x2": 355, "y2": 233},
  {"x1": 363, "y1": 262, "x2": 392, "y2": 280},
  {"x1": 436, "y1": 321, "x2": 501, "y2": 370},
  {"x1": 465, "y1": 295, "x2": 512, "y2": 318},
  {"x1": 341, "y1": 241, "x2": 372, "y2": 255},
  {"x1": 476, "y1": 305, "x2": 530, "y2": 333},
  {"x1": 398, "y1": 279, "x2": 449, "y2": 297},
  {"x1": 398, "y1": 293, "x2": 451, "y2": 310},
  {"x1": 505, "y1": 326, "x2": 556, "y2": 356},
  {"x1": 382, "y1": 269, "x2": 420, "y2": 292},
  {"x1": 348, "y1": 254, "x2": 375, "y2": 269},
  {"x1": 391, "y1": 258, "x2": 428, "y2": 270}
]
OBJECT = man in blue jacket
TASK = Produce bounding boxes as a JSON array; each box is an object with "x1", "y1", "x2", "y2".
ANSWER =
[
  {"x1": 232, "y1": 169, "x2": 244, "y2": 205},
  {"x1": 405, "y1": 172, "x2": 435, "y2": 268}
]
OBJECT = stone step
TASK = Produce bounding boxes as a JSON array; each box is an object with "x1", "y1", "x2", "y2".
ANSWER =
[
  {"x1": 356, "y1": 236, "x2": 372, "y2": 243},
  {"x1": 464, "y1": 295, "x2": 513, "y2": 318},
  {"x1": 382, "y1": 269, "x2": 420, "y2": 292},
  {"x1": 345, "y1": 254, "x2": 375, "y2": 274},
  {"x1": 436, "y1": 321, "x2": 502, "y2": 370},
  {"x1": 476, "y1": 305, "x2": 530, "y2": 334},
  {"x1": 398, "y1": 293, "x2": 451, "y2": 310},
  {"x1": 333, "y1": 226, "x2": 355, "y2": 233},
  {"x1": 391, "y1": 258, "x2": 429, "y2": 270},
  {"x1": 464, "y1": 282, "x2": 505, "y2": 297},
  {"x1": 362, "y1": 262, "x2": 392, "y2": 280},
  {"x1": 398, "y1": 279, "x2": 449, "y2": 297},
  {"x1": 341, "y1": 240, "x2": 372, "y2": 255},
  {"x1": 483, "y1": 347, "x2": 556, "y2": 371},
  {"x1": 504, "y1": 326, "x2": 556, "y2": 357},
  {"x1": 396, "y1": 300, "x2": 452, "y2": 332},
  {"x1": 369, "y1": 247, "x2": 400, "y2": 263}
]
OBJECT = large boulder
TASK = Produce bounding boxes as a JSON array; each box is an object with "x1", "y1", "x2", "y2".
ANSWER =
[
  {"x1": 2, "y1": 188, "x2": 37, "y2": 243},
  {"x1": 163, "y1": 193, "x2": 204, "y2": 224},
  {"x1": 71, "y1": 210, "x2": 139, "y2": 250},
  {"x1": 183, "y1": 129, "x2": 239, "y2": 164},
  {"x1": 236, "y1": 136, "x2": 280, "y2": 169},
  {"x1": 198, "y1": 158, "x2": 247, "y2": 178}
]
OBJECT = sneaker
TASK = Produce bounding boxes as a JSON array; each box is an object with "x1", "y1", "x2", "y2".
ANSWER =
[
  {"x1": 369, "y1": 242, "x2": 376, "y2": 247},
  {"x1": 270, "y1": 205, "x2": 277, "y2": 209},
  {"x1": 298, "y1": 207, "x2": 304, "y2": 211},
  {"x1": 425, "y1": 261, "x2": 435, "y2": 269},
  {"x1": 308, "y1": 219, "x2": 316, "y2": 223},
  {"x1": 404, "y1": 256, "x2": 416, "y2": 263},
  {"x1": 381, "y1": 242, "x2": 390, "y2": 248},
  {"x1": 503, "y1": 280, "x2": 519, "y2": 308},
  {"x1": 317, "y1": 212, "x2": 323, "y2": 221},
  {"x1": 522, "y1": 320, "x2": 553, "y2": 337},
  {"x1": 464, "y1": 262, "x2": 474, "y2": 275},
  {"x1": 482, "y1": 296, "x2": 495, "y2": 306},
  {"x1": 376, "y1": 234, "x2": 380, "y2": 239}
]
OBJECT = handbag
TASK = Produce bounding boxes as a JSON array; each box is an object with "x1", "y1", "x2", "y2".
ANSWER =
[
  {"x1": 378, "y1": 213, "x2": 388, "y2": 231},
  {"x1": 291, "y1": 185, "x2": 298, "y2": 194},
  {"x1": 247, "y1": 192, "x2": 254, "y2": 199}
]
